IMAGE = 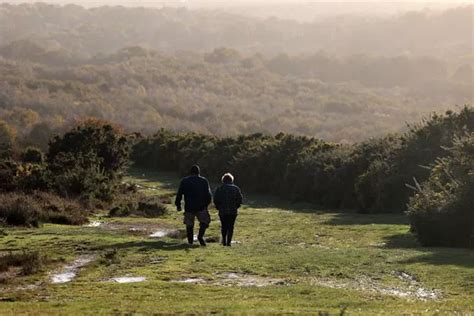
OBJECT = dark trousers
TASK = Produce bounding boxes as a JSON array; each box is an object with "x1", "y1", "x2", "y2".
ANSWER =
[{"x1": 219, "y1": 212, "x2": 237, "y2": 246}]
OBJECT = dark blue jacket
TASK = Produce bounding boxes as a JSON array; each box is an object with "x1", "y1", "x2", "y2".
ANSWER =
[
  {"x1": 175, "y1": 175, "x2": 212, "y2": 213},
  {"x1": 214, "y1": 183, "x2": 243, "y2": 215}
]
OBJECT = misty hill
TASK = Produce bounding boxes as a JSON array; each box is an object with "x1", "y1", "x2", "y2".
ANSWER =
[{"x1": 0, "y1": 3, "x2": 472, "y2": 58}]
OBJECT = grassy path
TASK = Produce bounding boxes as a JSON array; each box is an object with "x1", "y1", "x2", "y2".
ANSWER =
[{"x1": 0, "y1": 171, "x2": 473, "y2": 314}]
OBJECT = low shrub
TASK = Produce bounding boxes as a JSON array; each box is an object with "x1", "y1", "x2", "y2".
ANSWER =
[
  {"x1": 33, "y1": 192, "x2": 88, "y2": 225},
  {"x1": 407, "y1": 132, "x2": 474, "y2": 247},
  {"x1": 0, "y1": 192, "x2": 88, "y2": 226},
  {"x1": 0, "y1": 194, "x2": 41, "y2": 227},
  {"x1": 0, "y1": 250, "x2": 44, "y2": 276}
]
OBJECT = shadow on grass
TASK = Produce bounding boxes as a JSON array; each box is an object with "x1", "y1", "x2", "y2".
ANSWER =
[
  {"x1": 127, "y1": 168, "x2": 180, "y2": 191},
  {"x1": 382, "y1": 232, "x2": 474, "y2": 267},
  {"x1": 97, "y1": 240, "x2": 196, "y2": 252},
  {"x1": 323, "y1": 212, "x2": 409, "y2": 226},
  {"x1": 244, "y1": 193, "x2": 326, "y2": 214}
]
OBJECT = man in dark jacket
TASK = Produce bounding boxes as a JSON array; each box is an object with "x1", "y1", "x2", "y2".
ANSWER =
[
  {"x1": 214, "y1": 173, "x2": 243, "y2": 246},
  {"x1": 175, "y1": 165, "x2": 212, "y2": 246}
]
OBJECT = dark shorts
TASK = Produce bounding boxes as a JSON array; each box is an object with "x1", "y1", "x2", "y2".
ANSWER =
[{"x1": 183, "y1": 210, "x2": 211, "y2": 227}]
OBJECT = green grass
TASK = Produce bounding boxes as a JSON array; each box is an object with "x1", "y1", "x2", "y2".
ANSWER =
[{"x1": 0, "y1": 170, "x2": 473, "y2": 315}]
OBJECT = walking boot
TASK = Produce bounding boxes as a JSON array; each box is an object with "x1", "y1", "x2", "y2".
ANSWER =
[
  {"x1": 186, "y1": 226, "x2": 194, "y2": 245},
  {"x1": 226, "y1": 228, "x2": 234, "y2": 246},
  {"x1": 197, "y1": 224, "x2": 207, "y2": 247}
]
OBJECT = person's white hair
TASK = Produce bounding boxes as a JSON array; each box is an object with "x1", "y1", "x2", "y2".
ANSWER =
[{"x1": 221, "y1": 173, "x2": 234, "y2": 183}]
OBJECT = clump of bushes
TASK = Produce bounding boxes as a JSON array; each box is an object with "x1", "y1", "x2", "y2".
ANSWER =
[
  {"x1": 355, "y1": 107, "x2": 474, "y2": 213},
  {"x1": 47, "y1": 118, "x2": 131, "y2": 203},
  {"x1": 0, "y1": 119, "x2": 133, "y2": 227},
  {"x1": 407, "y1": 132, "x2": 474, "y2": 247},
  {"x1": 0, "y1": 194, "x2": 41, "y2": 227},
  {"x1": 0, "y1": 250, "x2": 44, "y2": 278},
  {"x1": 0, "y1": 192, "x2": 88, "y2": 227}
]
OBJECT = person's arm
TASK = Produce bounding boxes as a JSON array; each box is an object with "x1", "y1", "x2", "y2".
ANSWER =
[
  {"x1": 205, "y1": 180, "x2": 212, "y2": 207},
  {"x1": 175, "y1": 180, "x2": 184, "y2": 211},
  {"x1": 213, "y1": 187, "x2": 221, "y2": 210},
  {"x1": 236, "y1": 186, "x2": 243, "y2": 208}
]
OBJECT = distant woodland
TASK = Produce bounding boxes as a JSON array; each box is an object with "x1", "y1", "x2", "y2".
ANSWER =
[
  {"x1": 1, "y1": 3, "x2": 472, "y2": 57},
  {"x1": 0, "y1": 3, "x2": 472, "y2": 145}
]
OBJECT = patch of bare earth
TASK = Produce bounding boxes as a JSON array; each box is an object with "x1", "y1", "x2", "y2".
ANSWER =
[
  {"x1": 50, "y1": 255, "x2": 95, "y2": 284},
  {"x1": 310, "y1": 271, "x2": 441, "y2": 300},
  {"x1": 174, "y1": 273, "x2": 288, "y2": 287},
  {"x1": 85, "y1": 220, "x2": 186, "y2": 239}
]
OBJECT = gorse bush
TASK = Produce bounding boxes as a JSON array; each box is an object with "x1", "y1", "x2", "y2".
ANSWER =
[
  {"x1": 47, "y1": 118, "x2": 131, "y2": 202},
  {"x1": 356, "y1": 107, "x2": 474, "y2": 213},
  {"x1": 407, "y1": 132, "x2": 474, "y2": 247}
]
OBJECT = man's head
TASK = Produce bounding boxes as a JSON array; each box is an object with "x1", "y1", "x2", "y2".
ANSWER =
[
  {"x1": 221, "y1": 173, "x2": 234, "y2": 184},
  {"x1": 190, "y1": 165, "x2": 200, "y2": 175}
]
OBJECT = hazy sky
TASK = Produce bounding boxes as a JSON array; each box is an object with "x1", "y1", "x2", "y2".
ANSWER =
[
  {"x1": 1, "y1": 0, "x2": 470, "y2": 20},
  {"x1": 1, "y1": 0, "x2": 470, "y2": 5}
]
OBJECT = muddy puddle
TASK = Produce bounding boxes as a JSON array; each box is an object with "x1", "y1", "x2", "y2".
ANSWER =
[
  {"x1": 149, "y1": 229, "x2": 184, "y2": 238},
  {"x1": 175, "y1": 277, "x2": 206, "y2": 284},
  {"x1": 82, "y1": 221, "x2": 185, "y2": 239},
  {"x1": 311, "y1": 271, "x2": 441, "y2": 300},
  {"x1": 84, "y1": 221, "x2": 103, "y2": 227},
  {"x1": 174, "y1": 273, "x2": 287, "y2": 287},
  {"x1": 51, "y1": 255, "x2": 95, "y2": 284},
  {"x1": 111, "y1": 276, "x2": 147, "y2": 283}
]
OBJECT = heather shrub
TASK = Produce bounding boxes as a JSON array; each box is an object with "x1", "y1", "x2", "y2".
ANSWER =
[{"x1": 0, "y1": 192, "x2": 88, "y2": 226}]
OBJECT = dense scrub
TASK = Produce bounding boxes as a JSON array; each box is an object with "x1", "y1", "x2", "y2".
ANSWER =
[
  {"x1": 0, "y1": 119, "x2": 132, "y2": 226},
  {"x1": 47, "y1": 119, "x2": 131, "y2": 202},
  {"x1": 133, "y1": 107, "x2": 474, "y2": 212}
]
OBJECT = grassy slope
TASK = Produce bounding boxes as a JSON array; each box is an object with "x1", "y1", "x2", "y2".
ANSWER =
[{"x1": 0, "y1": 170, "x2": 473, "y2": 315}]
